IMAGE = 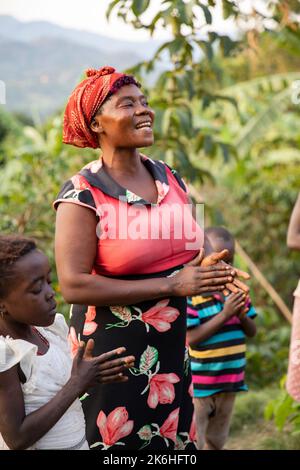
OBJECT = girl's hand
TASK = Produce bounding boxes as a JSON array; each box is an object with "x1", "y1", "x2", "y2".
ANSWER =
[
  {"x1": 222, "y1": 291, "x2": 246, "y2": 319},
  {"x1": 70, "y1": 341, "x2": 135, "y2": 395},
  {"x1": 171, "y1": 249, "x2": 235, "y2": 297}
]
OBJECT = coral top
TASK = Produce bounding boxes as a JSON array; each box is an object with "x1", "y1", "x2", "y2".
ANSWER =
[{"x1": 54, "y1": 155, "x2": 203, "y2": 276}]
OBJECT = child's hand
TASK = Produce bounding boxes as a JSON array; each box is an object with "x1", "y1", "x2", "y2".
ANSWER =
[
  {"x1": 236, "y1": 295, "x2": 250, "y2": 319},
  {"x1": 222, "y1": 291, "x2": 246, "y2": 319},
  {"x1": 70, "y1": 340, "x2": 135, "y2": 395}
]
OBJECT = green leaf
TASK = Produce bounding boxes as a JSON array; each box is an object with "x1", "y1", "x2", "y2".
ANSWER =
[
  {"x1": 162, "y1": 108, "x2": 173, "y2": 135},
  {"x1": 200, "y1": 5, "x2": 212, "y2": 24},
  {"x1": 106, "y1": 0, "x2": 121, "y2": 20},
  {"x1": 132, "y1": 0, "x2": 150, "y2": 16},
  {"x1": 110, "y1": 306, "x2": 132, "y2": 322},
  {"x1": 139, "y1": 346, "x2": 158, "y2": 372}
]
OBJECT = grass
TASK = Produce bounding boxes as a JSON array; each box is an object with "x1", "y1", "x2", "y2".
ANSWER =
[{"x1": 226, "y1": 388, "x2": 300, "y2": 450}]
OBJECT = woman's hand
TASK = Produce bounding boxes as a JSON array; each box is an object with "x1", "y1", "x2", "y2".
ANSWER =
[
  {"x1": 70, "y1": 341, "x2": 135, "y2": 395},
  {"x1": 200, "y1": 249, "x2": 251, "y2": 297},
  {"x1": 170, "y1": 249, "x2": 235, "y2": 297}
]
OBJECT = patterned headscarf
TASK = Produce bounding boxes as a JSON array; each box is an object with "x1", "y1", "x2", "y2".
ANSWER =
[{"x1": 63, "y1": 66, "x2": 128, "y2": 149}]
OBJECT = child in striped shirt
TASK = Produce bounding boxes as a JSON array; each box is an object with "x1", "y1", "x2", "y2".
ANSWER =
[{"x1": 187, "y1": 227, "x2": 257, "y2": 450}]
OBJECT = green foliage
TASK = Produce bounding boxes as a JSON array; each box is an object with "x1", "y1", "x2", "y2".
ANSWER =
[
  {"x1": 228, "y1": 387, "x2": 300, "y2": 449},
  {"x1": 265, "y1": 376, "x2": 300, "y2": 435},
  {"x1": 106, "y1": 0, "x2": 246, "y2": 179},
  {"x1": 246, "y1": 308, "x2": 290, "y2": 389},
  {"x1": 230, "y1": 388, "x2": 279, "y2": 434},
  {"x1": 0, "y1": 115, "x2": 97, "y2": 316}
]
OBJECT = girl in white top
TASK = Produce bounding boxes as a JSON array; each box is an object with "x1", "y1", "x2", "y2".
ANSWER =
[{"x1": 0, "y1": 235, "x2": 135, "y2": 450}]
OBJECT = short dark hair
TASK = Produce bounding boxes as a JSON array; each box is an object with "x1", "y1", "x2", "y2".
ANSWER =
[
  {"x1": 205, "y1": 226, "x2": 235, "y2": 244},
  {"x1": 0, "y1": 235, "x2": 37, "y2": 297},
  {"x1": 205, "y1": 226, "x2": 235, "y2": 260}
]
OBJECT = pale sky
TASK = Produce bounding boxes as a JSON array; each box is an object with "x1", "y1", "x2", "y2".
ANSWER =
[
  {"x1": 0, "y1": 0, "x2": 167, "y2": 41},
  {"x1": 0, "y1": 0, "x2": 271, "y2": 41}
]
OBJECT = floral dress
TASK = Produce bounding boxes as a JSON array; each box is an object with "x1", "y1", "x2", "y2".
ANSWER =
[{"x1": 54, "y1": 155, "x2": 203, "y2": 450}]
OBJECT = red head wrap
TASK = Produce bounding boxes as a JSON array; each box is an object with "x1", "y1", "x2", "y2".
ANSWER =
[{"x1": 63, "y1": 66, "x2": 126, "y2": 149}]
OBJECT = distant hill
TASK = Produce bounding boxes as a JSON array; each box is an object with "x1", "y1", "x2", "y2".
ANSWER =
[
  {"x1": 0, "y1": 16, "x2": 161, "y2": 119},
  {"x1": 0, "y1": 15, "x2": 159, "y2": 56}
]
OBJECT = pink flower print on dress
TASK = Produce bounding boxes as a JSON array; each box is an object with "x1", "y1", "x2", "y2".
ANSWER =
[
  {"x1": 137, "y1": 407, "x2": 180, "y2": 449},
  {"x1": 141, "y1": 299, "x2": 179, "y2": 333},
  {"x1": 155, "y1": 180, "x2": 169, "y2": 204},
  {"x1": 147, "y1": 373, "x2": 180, "y2": 409},
  {"x1": 82, "y1": 159, "x2": 103, "y2": 173},
  {"x1": 107, "y1": 300, "x2": 179, "y2": 333},
  {"x1": 89, "y1": 159, "x2": 103, "y2": 173},
  {"x1": 83, "y1": 305, "x2": 98, "y2": 336},
  {"x1": 91, "y1": 407, "x2": 134, "y2": 449},
  {"x1": 159, "y1": 408, "x2": 180, "y2": 444},
  {"x1": 71, "y1": 174, "x2": 90, "y2": 190}
]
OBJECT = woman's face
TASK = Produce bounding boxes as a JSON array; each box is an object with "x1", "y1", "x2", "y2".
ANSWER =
[{"x1": 91, "y1": 84, "x2": 155, "y2": 149}]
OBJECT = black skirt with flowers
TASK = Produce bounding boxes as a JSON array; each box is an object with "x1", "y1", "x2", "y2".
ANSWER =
[{"x1": 69, "y1": 266, "x2": 196, "y2": 450}]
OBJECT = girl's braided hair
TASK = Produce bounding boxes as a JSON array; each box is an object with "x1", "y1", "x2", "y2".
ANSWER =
[{"x1": 0, "y1": 235, "x2": 36, "y2": 297}]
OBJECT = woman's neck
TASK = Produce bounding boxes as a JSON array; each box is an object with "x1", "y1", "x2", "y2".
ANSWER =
[{"x1": 100, "y1": 148, "x2": 143, "y2": 177}]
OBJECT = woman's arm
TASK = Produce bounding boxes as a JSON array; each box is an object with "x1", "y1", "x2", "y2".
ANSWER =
[
  {"x1": 55, "y1": 203, "x2": 233, "y2": 306},
  {"x1": 287, "y1": 193, "x2": 300, "y2": 250}
]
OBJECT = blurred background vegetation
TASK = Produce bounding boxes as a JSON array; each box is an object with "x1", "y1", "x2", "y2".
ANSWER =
[{"x1": 0, "y1": 0, "x2": 300, "y2": 448}]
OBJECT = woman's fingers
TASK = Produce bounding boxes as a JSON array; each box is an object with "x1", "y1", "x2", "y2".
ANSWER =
[
  {"x1": 235, "y1": 268, "x2": 251, "y2": 280},
  {"x1": 197, "y1": 275, "x2": 234, "y2": 286},
  {"x1": 198, "y1": 269, "x2": 234, "y2": 280},
  {"x1": 233, "y1": 278, "x2": 250, "y2": 293},
  {"x1": 199, "y1": 264, "x2": 233, "y2": 274},
  {"x1": 225, "y1": 282, "x2": 239, "y2": 293},
  {"x1": 198, "y1": 285, "x2": 225, "y2": 292},
  {"x1": 186, "y1": 248, "x2": 205, "y2": 266},
  {"x1": 200, "y1": 249, "x2": 229, "y2": 267}
]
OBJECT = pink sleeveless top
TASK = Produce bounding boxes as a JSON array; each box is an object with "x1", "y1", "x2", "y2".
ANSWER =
[{"x1": 54, "y1": 155, "x2": 203, "y2": 276}]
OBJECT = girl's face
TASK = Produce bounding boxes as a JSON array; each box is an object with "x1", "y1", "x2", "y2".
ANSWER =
[
  {"x1": 1, "y1": 250, "x2": 57, "y2": 327},
  {"x1": 91, "y1": 84, "x2": 155, "y2": 149}
]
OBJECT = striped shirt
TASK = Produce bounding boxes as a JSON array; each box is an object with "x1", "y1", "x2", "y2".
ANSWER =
[{"x1": 187, "y1": 294, "x2": 257, "y2": 398}]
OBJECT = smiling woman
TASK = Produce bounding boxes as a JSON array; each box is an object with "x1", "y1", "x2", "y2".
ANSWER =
[{"x1": 54, "y1": 66, "x2": 232, "y2": 450}]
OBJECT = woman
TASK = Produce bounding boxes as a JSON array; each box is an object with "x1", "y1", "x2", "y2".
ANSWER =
[
  {"x1": 54, "y1": 66, "x2": 235, "y2": 450},
  {"x1": 286, "y1": 193, "x2": 300, "y2": 402}
]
